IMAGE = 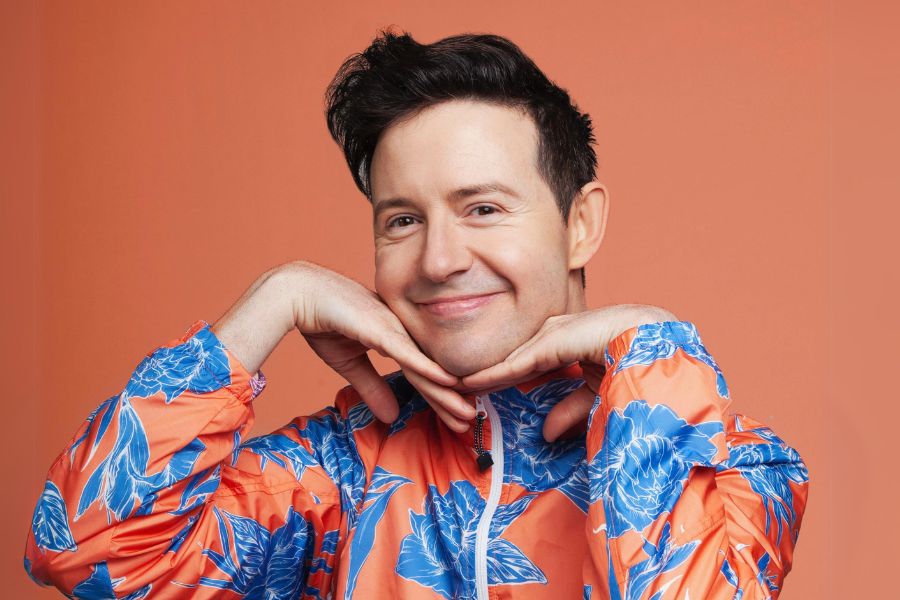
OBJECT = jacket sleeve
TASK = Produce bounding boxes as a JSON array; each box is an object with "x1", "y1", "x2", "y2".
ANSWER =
[
  {"x1": 23, "y1": 319, "x2": 345, "y2": 599},
  {"x1": 583, "y1": 320, "x2": 810, "y2": 600}
]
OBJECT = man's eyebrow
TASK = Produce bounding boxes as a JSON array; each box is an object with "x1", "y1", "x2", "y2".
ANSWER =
[
  {"x1": 447, "y1": 182, "x2": 520, "y2": 202},
  {"x1": 372, "y1": 182, "x2": 520, "y2": 218},
  {"x1": 372, "y1": 197, "x2": 417, "y2": 219}
]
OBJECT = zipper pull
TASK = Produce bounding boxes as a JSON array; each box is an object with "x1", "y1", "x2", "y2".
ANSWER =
[{"x1": 474, "y1": 396, "x2": 494, "y2": 471}]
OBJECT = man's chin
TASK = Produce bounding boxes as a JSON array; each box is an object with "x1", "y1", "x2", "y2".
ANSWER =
[{"x1": 426, "y1": 346, "x2": 509, "y2": 379}]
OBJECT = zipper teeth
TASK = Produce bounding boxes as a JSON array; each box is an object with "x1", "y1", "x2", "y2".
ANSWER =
[
  {"x1": 473, "y1": 394, "x2": 503, "y2": 600},
  {"x1": 474, "y1": 412, "x2": 486, "y2": 456}
]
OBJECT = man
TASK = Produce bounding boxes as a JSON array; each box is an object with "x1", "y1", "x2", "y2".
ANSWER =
[{"x1": 25, "y1": 30, "x2": 809, "y2": 599}]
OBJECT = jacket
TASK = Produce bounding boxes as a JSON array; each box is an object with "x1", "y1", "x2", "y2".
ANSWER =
[{"x1": 24, "y1": 318, "x2": 809, "y2": 599}]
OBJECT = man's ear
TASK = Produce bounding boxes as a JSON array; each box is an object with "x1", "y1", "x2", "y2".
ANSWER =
[{"x1": 566, "y1": 181, "x2": 609, "y2": 270}]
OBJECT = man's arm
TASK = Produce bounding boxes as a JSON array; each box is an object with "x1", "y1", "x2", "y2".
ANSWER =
[
  {"x1": 23, "y1": 314, "x2": 343, "y2": 597},
  {"x1": 583, "y1": 320, "x2": 810, "y2": 599},
  {"x1": 24, "y1": 261, "x2": 466, "y2": 597}
]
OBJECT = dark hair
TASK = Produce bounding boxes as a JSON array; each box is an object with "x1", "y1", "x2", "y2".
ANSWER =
[{"x1": 325, "y1": 28, "x2": 597, "y2": 287}]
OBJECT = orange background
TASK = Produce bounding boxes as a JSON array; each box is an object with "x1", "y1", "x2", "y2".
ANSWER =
[{"x1": 2, "y1": 1, "x2": 897, "y2": 597}]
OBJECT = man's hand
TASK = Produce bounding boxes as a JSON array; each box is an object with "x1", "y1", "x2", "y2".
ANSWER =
[
  {"x1": 212, "y1": 261, "x2": 476, "y2": 433},
  {"x1": 456, "y1": 304, "x2": 677, "y2": 441}
]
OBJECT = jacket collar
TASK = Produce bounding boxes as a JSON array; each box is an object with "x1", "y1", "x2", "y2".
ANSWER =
[{"x1": 456, "y1": 360, "x2": 588, "y2": 447}]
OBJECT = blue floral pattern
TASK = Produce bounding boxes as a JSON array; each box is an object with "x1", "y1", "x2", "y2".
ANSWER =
[
  {"x1": 31, "y1": 480, "x2": 77, "y2": 553},
  {"x1": 344, "y1": 467, "x2": 412, "y2": 598},
  {"x1": 125, "y1": 326, "x2": 233, "y2": 404},
  {"x1": 618, "y1": 521, "x2": 700, "y2": 600},
  {"x1": 67, "y1": 561, "x2": 151, "y2": 600},
  {"x1": 718, "y1": 416, "x2": 809, "y2": 546},
  {"x1": 591, "y1": 399, "x2": 723, "y2": 537},
  {"x1": 492, "y1": 379, "x2": 591, "y2": 512},
  {"x1": 395, "y1": 480, "x2": 545, "y2": 598},
  {"x1": 609, "y1": 321, "x2": 730, "y2": 400},
  {"x1": 71, "y1": 326, "x2": 237, "y2": 523},
  {"x1": 288, "y1": 406, "x2": 369, "y2": 532},
  {"x1": 24, "y1": 318, "x2": 809, "y2": 598},
  {"x1": 192, "y1": 505, "x2": 314, "y2": 598},
  {"x1": 239, "y1": 433, "x2": 320, "y2": 480}
]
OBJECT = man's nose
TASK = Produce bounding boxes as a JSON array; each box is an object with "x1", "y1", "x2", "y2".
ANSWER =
[{"x1": 419, "y1": 220, "x2": 473, "y2": 283}]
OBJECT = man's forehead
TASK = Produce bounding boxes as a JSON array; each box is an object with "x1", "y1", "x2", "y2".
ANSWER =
[{"x1": 369, "y1": 102, "x2": 544, "y2": 213}]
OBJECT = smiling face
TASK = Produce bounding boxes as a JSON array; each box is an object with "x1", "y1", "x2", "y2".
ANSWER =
[{"x1": 371, "y1": 99, "x2": 589, "y2": 377}]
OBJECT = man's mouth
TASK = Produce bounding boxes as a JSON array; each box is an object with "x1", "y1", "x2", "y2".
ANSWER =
[{"x1": 417, "y1": 292, "x2": 502, "y2": 318}]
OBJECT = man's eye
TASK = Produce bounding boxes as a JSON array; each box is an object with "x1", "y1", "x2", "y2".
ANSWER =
[
  {"x1": 386, "y1": 216, "x2": 417, "y2": 229},
  {"x1": 471, "y1": 205, "x2": 497, "y2": 216}
]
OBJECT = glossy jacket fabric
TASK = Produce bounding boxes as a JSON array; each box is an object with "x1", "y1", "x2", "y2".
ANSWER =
[{"x1": 24, "y1": 318, "x2": 809, "y2": 599}]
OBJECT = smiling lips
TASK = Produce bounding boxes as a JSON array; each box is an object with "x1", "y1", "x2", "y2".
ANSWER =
[{"x1": 418, "y1": 292, "x2": 502, "y2": 318}]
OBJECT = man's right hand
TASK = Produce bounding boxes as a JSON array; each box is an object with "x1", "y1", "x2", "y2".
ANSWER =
[{"x1": 211, "y1": 261, "x2": 476, "y2": 432}]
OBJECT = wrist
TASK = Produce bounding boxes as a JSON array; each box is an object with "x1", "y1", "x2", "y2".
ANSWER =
[
  {"x1": 262, "y1": 264, "x2": 310, "y2": 336},
  {"x1": 628, "y1": 304, "x2": 677, "y2": 325},
  {"x1": 210, "y1": 269, "x2": 297, "y2": 374}
]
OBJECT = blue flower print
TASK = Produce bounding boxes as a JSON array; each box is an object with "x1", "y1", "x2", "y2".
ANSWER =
[
  {"x1": 344, "y1": 467, "x2": 412, "y2": 599},
  {"x1": 238, "y1": 433, "x2": 320, "y2": 480},
  {"x1": 72, "y1": 326, "x2": 241, "y2": 523},
  {"x1": 489, "y1": 496, "x2": 547, "y2": 585},
  {"x1": 309, "y1": 528, "x2": 339, "y2": 576},
  {"x1": 67, "y1": 395, "x2": 117, "y2": 468},
  {"x1": 717, "y1": 417, "x2": 809, "y2": 546},
  {"x1": 396, "y1": 482, "x2": 480, "y2": 599},
  {"x1": 305, "y1": 528, "x2": 341, "y2": 599},
  {"x1": 166, "y1": 512, "x2": 199, "y2": 554},
  {"x1": 75, "y1": 397, "x2": 206, "y2": 522},
  {"x1": 193, "y1": 505, "x2": 313, "y2": 599},
  {"x1": 31, "y1": 480, "x2": 77, "y2": 553},
  {"x1": 619, "y1": 521, "x2": 700, "y2": 600},
  {"x1": 126, "y1": 324, "x2": 234, "y2": 404},
  {"x1": 591, "y1": 399, "x2": 723, "y2": 537},
  {"x1": 719, "y1": 556, "x2": 743, "y2": 600},
  {"x1": 171, "y1": 464, "x2": 221, "y2": 516},
  {"x1": 609, "y1": 321, "x2": 730, "y2": 400},
  {"x1": 722, "y1": 549, "x2": 782, "y2": 598},
  {"x1": 395, "y1": 480, "x2": 545, "y2": 599},
  {"x1": 492, "y1": 379, "x2": 591, "y2": 512},
  {"x1": 754, "y1": 551, "x2": 781, "y2": 594},
  {"x1": 67, "y1": 561, "x2": 151, "y2": 599},
  {"x1": 288, "y1": 408, "x2": 369, "y2": 532}
]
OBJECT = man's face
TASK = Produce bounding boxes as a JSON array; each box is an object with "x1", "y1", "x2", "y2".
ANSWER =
[{"x1": 371, "y1": 100, "x2": 578, "y2": 377}]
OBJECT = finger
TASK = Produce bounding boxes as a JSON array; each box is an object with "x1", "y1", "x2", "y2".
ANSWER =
[
  {"x1": 403, "y1": 368, "x2": 477, "y2": 423},
  {"x1": 462, "y1": 343, "x2": 566, "y2": 391},
  {"x1": 430, "y1": 398, "x2": 470, "y2": 433},
  {"x1": 332, "y1": 354, "x2": 400, "y2": 423},
  {"x1": 579, "y1": 360, "x2": 607, "y2": 391},
  {"x1": 543, "y1": 383, "x2": 596, "y2": 442},
  {"x1": 374, "y1": 329, "x2": 459, "y2": 387}
]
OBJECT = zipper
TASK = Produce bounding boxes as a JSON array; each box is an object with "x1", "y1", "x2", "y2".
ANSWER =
[
  {"x1": 473, "y1": 394, "x2": 503, "y2": 600},
  {"x1": 473, "y1": 405, "x2": 493, "y2": 471}
]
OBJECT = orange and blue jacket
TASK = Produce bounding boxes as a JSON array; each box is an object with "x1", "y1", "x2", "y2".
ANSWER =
[{"x1": 24, "y1": 318, "x2": 809, "y2": 599}]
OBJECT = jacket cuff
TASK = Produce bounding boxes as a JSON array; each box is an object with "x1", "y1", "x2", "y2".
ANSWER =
[{"x1": 175, "y1": 319, "x2": 268, "y2": 403}]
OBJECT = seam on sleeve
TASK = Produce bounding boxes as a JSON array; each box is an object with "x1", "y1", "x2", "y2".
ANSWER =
[
  {"x1": 215, "y1": 479, "x2": 341, "y2": 504},
  {"x1": 670, "y1": 507, "x2": 726, "y2": 546}
]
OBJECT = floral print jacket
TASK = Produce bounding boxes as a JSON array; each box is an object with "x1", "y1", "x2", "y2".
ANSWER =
[{"x1": 24, "y1": 318, "x2": 809, "y2": 599}]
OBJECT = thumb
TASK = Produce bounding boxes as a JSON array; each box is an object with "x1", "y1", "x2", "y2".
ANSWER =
[{"x1": 543, "y1": 383, "x2": 596, "y2": 442}]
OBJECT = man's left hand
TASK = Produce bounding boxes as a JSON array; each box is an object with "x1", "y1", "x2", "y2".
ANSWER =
[{"x1": 456, "y1": 304, "x2": 677, "y2": 442}]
